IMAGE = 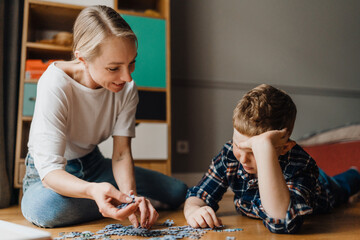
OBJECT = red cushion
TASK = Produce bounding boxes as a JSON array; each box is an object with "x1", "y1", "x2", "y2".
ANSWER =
[{"x1": 302, "y1": 140, "x2": 360, "y2": 176}]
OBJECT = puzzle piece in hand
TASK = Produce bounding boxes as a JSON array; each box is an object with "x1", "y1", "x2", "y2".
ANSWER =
[{"x1": 116, "y1": 194, "x2": 135, "y2": 209}]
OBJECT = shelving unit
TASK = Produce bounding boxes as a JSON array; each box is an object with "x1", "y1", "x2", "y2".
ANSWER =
[{"x1": 14, "y1": 0, "x2": 172, "y2": 191}]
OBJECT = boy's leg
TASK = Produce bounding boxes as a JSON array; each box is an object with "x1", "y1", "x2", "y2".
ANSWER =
[
  {"x1": 318, "y1": 168, "x2": 347, "y2": 206},
  {"x1": 332, "y1": 168, "x2": 360, "y2": 200},
  {"x1": 318, "y1": 167, "x2": 360, "y2": 206}
]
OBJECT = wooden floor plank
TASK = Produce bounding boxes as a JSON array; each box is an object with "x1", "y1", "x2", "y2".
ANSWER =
[{"x1": 0, "y1": 194, "x2": 359, "y2": 239}]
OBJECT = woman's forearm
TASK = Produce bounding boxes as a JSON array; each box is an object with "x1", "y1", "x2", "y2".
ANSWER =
[{"x1": 42, "y1": 169, "x2": 96, "y2": 199}]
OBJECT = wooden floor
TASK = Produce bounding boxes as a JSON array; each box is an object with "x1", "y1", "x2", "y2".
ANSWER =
[{"x1": 1, "y1": 193, "x2": 360, "y2": 240}]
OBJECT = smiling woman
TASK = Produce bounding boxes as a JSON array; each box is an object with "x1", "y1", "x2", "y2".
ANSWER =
[{"x1": 20, "y1": 5, "x2": 187, "y2": 229}]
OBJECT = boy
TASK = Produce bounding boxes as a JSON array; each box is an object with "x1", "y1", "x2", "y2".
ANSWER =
[{"x1": 184, "y1": 84, "x2": 360, "y2": 234}]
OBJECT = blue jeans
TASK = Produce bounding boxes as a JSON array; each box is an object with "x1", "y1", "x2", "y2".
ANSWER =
[
  {"x1": 318, "y1": 168, "x2": 360, "y2": 206},
  {"x1": 21, "y1": 147, "x2": 188, "y2": 228}
]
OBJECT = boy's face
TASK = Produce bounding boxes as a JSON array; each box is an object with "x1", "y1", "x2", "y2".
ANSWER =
[{"x1": 232, "y1": 129, "x2": 258, "y2": 174}]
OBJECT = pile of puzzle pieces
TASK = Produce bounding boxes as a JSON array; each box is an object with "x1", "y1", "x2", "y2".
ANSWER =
[{"x1": 54, "y1": 219, "x2": 243, "y2": 240}]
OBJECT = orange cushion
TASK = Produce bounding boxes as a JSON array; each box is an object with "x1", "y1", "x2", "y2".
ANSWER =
[{"x1": 303, "y1": 141, "x2": 360, "y2": 176}]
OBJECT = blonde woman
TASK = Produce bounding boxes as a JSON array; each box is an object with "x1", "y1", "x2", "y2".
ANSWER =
[{"x1": 21, "y1": 5, "x2": 187, "y2": 228}]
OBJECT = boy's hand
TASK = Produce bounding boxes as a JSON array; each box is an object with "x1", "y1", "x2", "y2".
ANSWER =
[
  {"x1": 238, "y1": 128, "x2": 290, "y2": 154},
  {"x1": 185, "y1": 206, "x2": 222, "y2": 228}
]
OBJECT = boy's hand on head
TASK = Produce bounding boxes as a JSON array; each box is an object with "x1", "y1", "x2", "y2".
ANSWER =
[
  {"x1": 261, "y1": 128, "x2": 289, "y2": 147},
  {"x1": 238, "y1": 128, "x2": 290, "y2": 152},
  {"x1": 185, "y1": 206, "x2": 222, "y2": 229}
]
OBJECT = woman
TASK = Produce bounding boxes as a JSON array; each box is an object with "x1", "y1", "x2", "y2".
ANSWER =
[{"x1": 21, "y1": 5, "x2": 187, "y2": 228}]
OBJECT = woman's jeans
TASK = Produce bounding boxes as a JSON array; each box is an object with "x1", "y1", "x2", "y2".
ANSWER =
[
  {"x1": 21, "y1": 147, "x2": 188, "y2": 228},
  {"x1": 318, "y1": 168, "x2": 360, "y2": 206}
]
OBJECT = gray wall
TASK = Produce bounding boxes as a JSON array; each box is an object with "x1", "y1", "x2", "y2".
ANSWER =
[{"x1": 170, "y1": 0, "x2": 360, "y2": 173}]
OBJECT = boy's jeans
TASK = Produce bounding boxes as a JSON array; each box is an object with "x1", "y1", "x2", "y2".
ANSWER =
[
  {"x1": 21, "y1": 147, "x2": 188, "y2": 228},
  {"x1": 318, "y1": 167, "x2": 360, "y2": 206}
]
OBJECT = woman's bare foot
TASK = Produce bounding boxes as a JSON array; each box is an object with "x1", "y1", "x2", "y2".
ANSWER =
[
  {"x1": 350, "y1": 166, "x2": 359, "y2": 172},
  {"x1": 348, "y1": 166, "x2": 360, "y2": 204},
  {"x1": 349, "y1": 191, "x2": 360, "y2": 204}
]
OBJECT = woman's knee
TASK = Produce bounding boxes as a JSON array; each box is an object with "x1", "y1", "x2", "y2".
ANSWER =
[
  {"x1": 21, "y1": 187, "x2": 62, "y2": 228},
  {"x1": 21, "y1": 184, "x2": 101, "y2": 228}
]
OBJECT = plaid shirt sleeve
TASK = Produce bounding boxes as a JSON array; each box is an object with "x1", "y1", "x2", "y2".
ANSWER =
[
  {"x1": 246, "y1": 145, "x2": 320, "y2": 234},
  {"x1": 186, "y1": 144, "x2": 231, "y2": 211}
]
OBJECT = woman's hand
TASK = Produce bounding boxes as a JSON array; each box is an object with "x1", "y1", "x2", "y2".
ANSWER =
[
  {"x1": 88, "y1": 182, "x2": 139, "y2": 221},
  {"x1": 185, "y1": 205, "x2": 222, "y2": 228},
  {"x1": 127, "y1": 191, "x2": 159, "y2": 229}
]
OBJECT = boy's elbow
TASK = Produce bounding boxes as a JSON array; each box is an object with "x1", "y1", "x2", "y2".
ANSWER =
[{"x1": 264, "y1": 216, "x2": 304, "y2": 234}]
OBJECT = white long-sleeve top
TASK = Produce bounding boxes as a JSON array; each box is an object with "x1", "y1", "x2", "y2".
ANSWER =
[{"x1": 28, "y1": 63, "x2": 139, "y2": 180}]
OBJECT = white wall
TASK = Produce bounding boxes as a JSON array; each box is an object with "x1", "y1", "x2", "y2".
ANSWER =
[{"x1": 171, "y1": 0, "x2": 360, "y2": 173}]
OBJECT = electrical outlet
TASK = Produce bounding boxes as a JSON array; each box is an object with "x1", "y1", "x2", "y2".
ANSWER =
[{"x1": 177, "y1": 140, "x2": 189, "y2": 154}]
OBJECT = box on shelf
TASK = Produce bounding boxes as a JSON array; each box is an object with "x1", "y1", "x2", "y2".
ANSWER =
[{"x1": 25, "y1": 59, "x2": 58, "y2": 80}]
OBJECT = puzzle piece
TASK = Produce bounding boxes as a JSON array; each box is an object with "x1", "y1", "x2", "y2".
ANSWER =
[
  {"x1": 159, "y1": 219, "x2": 174, "y2": 227},
  {"x1": 226, "y1": 237, "x2": 236, "y2": 240}
]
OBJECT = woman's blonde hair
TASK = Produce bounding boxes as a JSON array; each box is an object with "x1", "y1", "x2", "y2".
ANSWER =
[
  {"x1": 73, "y1": 5, "x2": 137, "y2": 61},
  {"x1": 233, "y1": 84, "x2": 297, "y2": 136}
]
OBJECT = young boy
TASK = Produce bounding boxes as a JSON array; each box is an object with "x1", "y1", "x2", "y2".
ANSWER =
[{"x1": 184, "y1": 84, "x2": 360, "y2": 234}]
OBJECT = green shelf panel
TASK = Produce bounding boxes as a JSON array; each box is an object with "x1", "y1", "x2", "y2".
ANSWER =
[
  {"x1": 23, "y1": 83, "x2": 37, "y2": 116},
  {"x1": 122, "y1": 14, "x2": 166, "y2": 88}
]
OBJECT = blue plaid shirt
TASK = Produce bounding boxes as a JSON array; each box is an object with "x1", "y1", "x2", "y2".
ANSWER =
[{"x1": 186, "y1": 141, "x2": 335, "y2": 234}]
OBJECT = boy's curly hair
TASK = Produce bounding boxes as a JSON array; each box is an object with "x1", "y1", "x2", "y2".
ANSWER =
[{"x1": 233, "y1": 84, "x2": 297, "y2": 136}]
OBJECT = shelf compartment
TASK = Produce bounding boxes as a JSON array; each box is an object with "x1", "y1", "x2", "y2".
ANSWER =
[
  {"x1": 26, "y1": 42, "x2": 72, "y2": 60},
  {"x1": 27, "y1": 1, "x2": 82, "y2": 43},
  {"x1": 136, "y1": 90, "x2": 166, "y2": 121},
  {"x1": 98, "y1": 122, "x2": 168, "y2": 160},
  {"x1": 115, "y1": 0, "x2": 168, "y2": 19},
  {"x1": 20, "y1": 121, "x2": 31, "y2": 159},
  {"x1": 132, "y1": 123, "x2": 168, "y2": 160}
]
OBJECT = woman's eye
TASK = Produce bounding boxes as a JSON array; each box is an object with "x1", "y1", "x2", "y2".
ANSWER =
[{"x1": 108, "y1": 67, "x2": 119, "y2": 72}]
